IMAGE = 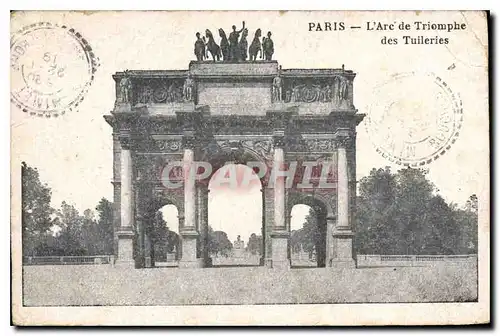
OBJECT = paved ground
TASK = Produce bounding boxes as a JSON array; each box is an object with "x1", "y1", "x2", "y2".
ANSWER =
[{"x1": 23, "y1": 264, "x2": 477, "y2": 306}]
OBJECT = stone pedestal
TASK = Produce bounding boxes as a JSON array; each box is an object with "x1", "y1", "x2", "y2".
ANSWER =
[
  {"x1": 325, "y1": 216, "x2": 335, "y2": 268},
  {"x1": 115, "y1": 229, "x2": 134, "y2": 267},
  {"x1": 144, "y1": 230, "x2": 153, "y2": 268},
  {"x1": 330, "y1": 230, "x2": 355, "y2": 268},
  {"x1": 271, "y1": 231, "x2": 290, "y2": 270},
  {"x1": 114, "y1": 102, "x2": 132, "y2": 113},
  {"x1": 179, "y1": 230, "x2": 203, "y2": 268}
]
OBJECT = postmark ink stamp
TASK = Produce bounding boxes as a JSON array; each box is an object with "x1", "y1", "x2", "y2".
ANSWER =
[
  {"x1": 365, "y1": 71, "x2": 463, "y2": 166},
  {"x1": 10, "y1": 22, "x2": 99, "y2": 117}
]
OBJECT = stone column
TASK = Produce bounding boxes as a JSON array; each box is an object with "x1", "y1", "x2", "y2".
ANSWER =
[
  {"x1": 144, "y1": 224, "x2": 153, "y2": 268},
  {"x1": 337, "y1": 143, "x2": 349, "y2": 229},
  {"x1": 135, "y1": 213, "x2": 145, "y2": 268},
  {"x1": 261, "y1": 187, "x2": 273, "y2": 267},
  {"x1": 325, "y1": 215, "x2": 335, "y2": 267},
  {"x1": 270, "y1": 137, "x2": 290, "y2": 270},
  {"x1": 179, "y1": 146, "x2": 203, "y2": 268},
  {"x1": 331, "y1": 130, "x2": 355, "y2": 268},
  {"x1": 115, "y1": 137, "x2": 135, "y2": 267},
  {"x1": 197, "y1": 184, "x2": 211, "y2": 267}
]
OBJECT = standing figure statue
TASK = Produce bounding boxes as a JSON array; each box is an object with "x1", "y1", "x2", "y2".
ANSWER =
[
  {"x1": 323, "y1": 85, "x2": 332, "y2": 102},
  {"x1": 272, "y1": 66, "x2": 283, "y2": 102},
  {"x1": 336, "y1": 77, "x2": 348, "y2": 102},
  {"x1": 194, "y1": 32, "x2": 206, "y2": 61},
  {"x1": 119, "y1": 71, "x2": 133, "y2": 103},
  {"x1": 228, "y1": 21, "x2": 245, "y2": 61},
  {"x1": 218, "y1": 28, "x2": 230, "y2": 61},
  {"x1": 183, "y1": 73, "x2": 194, "y2": 102},
  {"x1": 205, "y1": 29, "x2": 222, "y2": 61},
  {"x1": 238, "y1": 28, "x2": 249, "y2": 61},
  {"x1": 262, "y1": 31, "x2": 274, "y2": 60},
  {"x1": 249, "y1": 28, "x2": 262, "y2": 61}
]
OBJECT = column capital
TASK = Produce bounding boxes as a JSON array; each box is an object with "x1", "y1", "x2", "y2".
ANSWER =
[
  {"x1": 272, "y1": 133, "x2": 286, "y2": 148},
  {"x1": 118, "y1": 129, "x2": 132, "y2": 150},
  {"x1": 331, "y1": 229, "x2": 354, "y2": 237},
  {"x1": 326, "y1": 215, "x2": 337, "y2": 222},
  {"x1": 334, "y1": 128, "x2": 354, "y2": 148}
]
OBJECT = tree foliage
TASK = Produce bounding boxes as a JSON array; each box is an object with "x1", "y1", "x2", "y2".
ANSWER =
[
  {"x1": 207, "y1": 227, "x2": 233, "y2": 257},
  {"x1": 246, "y1": 233, "x2": 263, "y2": 255},
  {"x1": 290, "y1": 208, "x2": 318, "y2": 254},
  {"x1": 21, "y1": 162, "x2": 54, "y2": 256},
  {"x1": 355, "y1": 167, "x2": 478, "y2": 255},
  {"x1": 21, "y1": 162, "x2": 116, "y2": 257},
  {"x1": 152, "y1": 211, "x2": 180, "y2": 261}
]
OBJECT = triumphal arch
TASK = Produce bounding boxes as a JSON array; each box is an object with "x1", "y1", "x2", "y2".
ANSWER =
[{"x1": 105, "y1": 59, "x2": 364, "y2": 269}]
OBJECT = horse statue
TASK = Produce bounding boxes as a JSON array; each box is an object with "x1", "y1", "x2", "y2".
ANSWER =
[
  {"x1": 205, "y1": 29, "x2": 221, "y2": 61},
  {"x1": 249, "y1": 28, "x2": 262, "y2": 61},
  {"x1": 218, "y1": 28, "x2": 230, "y2": 61},
  {"x1": 238, "y1": 28, "x2": 249, "y2": 61}
]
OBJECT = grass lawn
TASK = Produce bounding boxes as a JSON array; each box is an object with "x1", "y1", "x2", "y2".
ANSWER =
[{"x1": 23, "y1": 263, "x2": 477, "y2": 306}]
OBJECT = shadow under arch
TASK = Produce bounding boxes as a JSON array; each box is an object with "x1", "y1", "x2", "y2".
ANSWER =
[
  {"x1": 288, "y1": 190, "x2": 332, "y2": 268},
  {"x1": 140, "y1": 191, "x2": 184, "y2": 267}
]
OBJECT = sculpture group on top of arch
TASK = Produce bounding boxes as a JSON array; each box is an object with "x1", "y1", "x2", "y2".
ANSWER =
[{"x1": 194, "y1": 21, "x2": 275, "y2": 62}]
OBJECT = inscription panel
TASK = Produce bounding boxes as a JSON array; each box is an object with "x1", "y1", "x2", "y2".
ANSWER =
[{"x1": 198, "y1": 82, "x2": 271, "y2": 115}]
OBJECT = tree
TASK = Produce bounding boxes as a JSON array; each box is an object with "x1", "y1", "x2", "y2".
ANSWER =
[
  {"x1": 207, "y1": 227, "x2": 233, "y2": 257},
  {"x1": 21, "y1": 162, "x2": 54, "y2": 256},
  {"x1": 355, "y1": 167, "x2": 398, "y2": 254},
  {"x1": 52, "y1": 202, "x2": 87, "y2": 255},
  {"x1": 152, "y1": 211, "x2": 168, "y2": 261},
  {"x1": 95, "y1": 198, "x2": 114, "y2": 255},
  {"x1": 465, "y1": 194, "x2": 478, "y2": 213},
  {"x1": 355, "y1": 167, "x2": 478, "y2": 255},
  {"x1": 246, "y1": 233, "x2": 262, "y2": 255}
]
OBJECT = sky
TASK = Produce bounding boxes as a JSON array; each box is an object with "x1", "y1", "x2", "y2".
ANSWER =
[{"x1": 11, "y1": 11, "x2": 488, "y2": 244}]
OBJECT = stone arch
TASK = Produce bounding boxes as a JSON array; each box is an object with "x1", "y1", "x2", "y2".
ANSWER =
[
  {"x1": 150, "y1": 188, "x2": 184, "y2": 220},
  {"x1": 287, "y1": 190, "x2": 333, "y2": 218},
  {"x1": 287, "y1": 190, "x2": 331, "y2": 267},
  {"x1": 199, "y1": 139, "x2": 272, "y2": 184}
]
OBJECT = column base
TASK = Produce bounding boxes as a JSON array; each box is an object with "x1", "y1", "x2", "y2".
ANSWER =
[
  {"x1": 179, "y1": 229, "x2": 199, "y2": 268},
  {"x1": 144, "y1": 256, "x2": 153, "y2": 268},
  {"x1": 271, "y1": 231, "x2": 290, "y2": 270},
  {"x1": 114, "y1": 102, "x2": 132, "y2": 112},
  {"x1": 114, "y1": 259, "x2": 136, "y2": 268},
  {"x1": 329, "y1": 258, "x2": 356, "y2": 269},
  {"x1": 116, "y1": 229, "x2": 135, "y2": 267},
  {"x1": 178, "y1": 258, "x2": 204, "y2": 268},
  {"x1": 203, "y1": 257, "x2": 213, "y2": 267},
  {"x1": 272, "y1": 259, "x2": 291, "y2": 270}
]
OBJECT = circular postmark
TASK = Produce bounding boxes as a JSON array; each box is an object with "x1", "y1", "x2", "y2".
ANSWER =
[
  {"x1": 10, "y1": 22, "x2": 98, "y2": 117},
  {"x1": 365, "y1": 72, "x2": 463, "y2": 166}
]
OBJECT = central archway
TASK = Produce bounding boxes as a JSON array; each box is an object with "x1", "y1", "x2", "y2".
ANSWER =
[{"x1": 207, "y1": 163, "x2": 263, "y2": 267}]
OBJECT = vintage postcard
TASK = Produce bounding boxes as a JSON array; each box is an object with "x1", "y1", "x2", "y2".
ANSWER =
[{"x1": 11, "y1": 10, "x2": 489, "y2": 325}]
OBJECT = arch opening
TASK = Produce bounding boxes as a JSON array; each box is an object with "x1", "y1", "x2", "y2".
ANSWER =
[
  {"x1": 151, "y1": 204, "x2": 180, "y2": 267},
  {"x1": 289, "y1": 198, "x2": 328, "y2": 268},
  {"x1": 208, "y1": 163, "x2": 263, "y2": 267}
]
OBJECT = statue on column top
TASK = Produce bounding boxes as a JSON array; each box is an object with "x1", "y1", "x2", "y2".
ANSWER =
[
  {"x1": 118, "y1": 71, "x2": 133, "y2": 103},
  {"x1": 272, "y1": 66, "x2": 283, "y2": 102},
  {"x1": 183, "y1": 73, "x2": 194, "y2": 102}
]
